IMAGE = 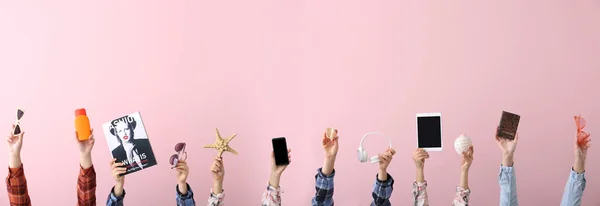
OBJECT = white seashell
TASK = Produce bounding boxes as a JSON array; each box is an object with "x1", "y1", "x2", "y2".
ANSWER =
[{"x1": 454, "y1": 134, "x2": 472, "y2": 155}]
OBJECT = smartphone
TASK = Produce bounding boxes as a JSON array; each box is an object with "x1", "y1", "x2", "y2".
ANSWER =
[
  {"x1": 272, "y1": 137, "x2": 290, "y2": 166},
  {"x1": 497, "y1": 111, "x2": 520, "y2": 140}
]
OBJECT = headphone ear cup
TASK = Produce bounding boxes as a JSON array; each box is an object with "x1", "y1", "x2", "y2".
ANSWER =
[{"x1": 357, "y1": 149, "x2": 368, "y2": 162}]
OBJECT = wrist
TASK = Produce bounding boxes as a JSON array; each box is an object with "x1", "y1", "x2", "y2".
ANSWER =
[
  {"x1": 8, "y1": 151, "x2": 20, "y2": 160},
  {"x1": 378, "y1": 169, "x2": 388, "y2": 181},
  {"x1": 178, "y1": 180, "x2": 187, "y2": 185},
  {"x1": 270, "y1": 171, "x2": 282, "y2": 179},
  {"x1": 461, "y1": 167, "x2": 470, "y2": 173},
  {"x1": 325, "y1": 155, "x2": 337, "y2": 163},
  {"x1": 378, "y1": 168, "x2": 387, "y2": 175},
  {"x1": 80, "y1": 152, "x2": 92, "y2": 158}
]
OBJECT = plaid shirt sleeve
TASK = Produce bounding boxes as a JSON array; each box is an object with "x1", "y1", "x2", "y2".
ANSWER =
[
  {"x1": 6, "y1": 164, "x2": 31, "y2": 206},
  {"x1": 412, "y1": 181, "x2": 428, "y2": 206},
  {"x1": 261, "y1": 184, "x2": 282, "y2": 206},
  {"x1": 370, "y1": 173, "x2": 394, "y2": 206},
  {"x1": 77, "y1": 165, "x2": 97, "y2": 206},
  {"x1": 175, "y1": 183, "x2": 195, "y2": 206},
  {"x1": 311, "y1": 167, "x2": 335, "y2": 206},
  {"x1": 106, "y1": 186, "x2": 125, "y2": 206},
  {"x1": 207, "y1": 189, "x2": 224, "y2": 206},
  {"x1": 452, "y1": 186, "x2": 471, "y2": 206}
]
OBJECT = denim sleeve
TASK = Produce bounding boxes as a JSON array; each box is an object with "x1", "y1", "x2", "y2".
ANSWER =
[
  {"x1": 560, "y1": 168, "x2": 587, "y2": 206},
  {"x1": 106, "y1": 186, "x2": 125, "y2": 206},
  {"x1": 175, "y1": 183, "x2": 195, "y2": 206},
  {"x1": 371, "y1": 173, "x2": 394, "y2": 206},
  {"x1": 498, "y1": 166, "x2": 518, "y2": 206},
  {"x1": 312, "y1": 167, "x2": 335, "y2": 206}
]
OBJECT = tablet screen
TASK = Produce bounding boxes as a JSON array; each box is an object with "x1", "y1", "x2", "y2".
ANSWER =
[{"x1": 417, "y1": 116, "x2": 442, "y2": 148}]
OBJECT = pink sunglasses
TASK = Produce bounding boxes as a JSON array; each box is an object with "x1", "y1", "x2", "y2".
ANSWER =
[
  {"x1": 575, "y1": 115, "x2": 590, "y2": 145},
  {"x1": 169, "y1": 142, "x2": 187, "y2": 169}
]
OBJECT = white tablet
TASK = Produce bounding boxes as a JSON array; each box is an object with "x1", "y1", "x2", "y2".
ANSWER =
[{"x1": 416, "y1": 113, "x2": 443, "y2": 151}]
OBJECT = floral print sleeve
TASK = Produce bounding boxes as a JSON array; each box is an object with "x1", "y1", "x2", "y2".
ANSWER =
[
  {"x1": 261, "y1": 185, "x2": 283, "y2": 206},
  {"x1": 452, "y1": 186, "x2": 471, "y2": 206},
  {"x1": 412, "y1": 181, "x2": 428, "y2": 206},
  {"x1": 207, "y1": 189, "x2": 224, "y2": 206}
]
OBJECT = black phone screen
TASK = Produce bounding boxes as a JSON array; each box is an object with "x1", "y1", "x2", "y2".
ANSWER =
[{"x1": 272, "y1": 137, "x2": 289, "y2": 166}]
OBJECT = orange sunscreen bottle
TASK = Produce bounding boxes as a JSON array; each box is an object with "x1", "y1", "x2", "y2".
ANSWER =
[{"x1": 75, "y1": 108, "x2": 91, "y2": 141}]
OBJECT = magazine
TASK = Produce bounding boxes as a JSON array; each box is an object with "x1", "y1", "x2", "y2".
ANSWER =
[{"x1": 102, "y1": 111, "x2": 157, "y2": 175}]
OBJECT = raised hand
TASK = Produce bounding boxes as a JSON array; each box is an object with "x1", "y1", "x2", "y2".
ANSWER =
[
  {"x1": 175, "y1": 159, "x2": 189, "y2": 184},
  {"x1": 574, "y1": 131, "x2": 591, "y2": 174},
  {"x1": 461, "y1": 146, "x2": 474, "y2": 171},
  {"x1": 110, "y1": 159, "x2": 127, "y2": 197},
  {"x1": 413, "y1": 148, "x2": 429, "y2": 183},
  {"x1": 211, "y1": 156, "x2": 225, "y2": 194},
  {"x1": 174, "y1": 159, "x2": 190, "y2": 195},
  {"x1": 211, "y1": 156, "x2": 225, "y2": 182},
  {"x1": 378, "y1": 148, "x2": 396, "y2": 171},
  {"x1": 496, "y1": 130, "x2": 519, "y2": 156},
  {"x1": 322, "y1": 130, "x2": 339, "y2": 159},
  {"x1": 412, "y1": 148, "x2": 429, "y2": 169},
  {"x1": 76, "y1": 129, "x2": 95, "y2": 154},
  {"x1": 377, "y1": 148, "x2": 396, "y2": 181},
  {"x1": 7, "y1": 124, "x2": 25, "y2": 154},
  {"x1": 322, "y1": 130, "x2": 338, "y2": 176},
  {"x1": 7, "y1": 124, "x2": 25, "y2": 168},
  {"x1": 496, "y1": 130, "x2": 518, "y2": 166},
  {"x1": 76, "y1": 129, "x2": 95, "y2": 169},
  {"x1": 271, "y1": 149, "x2": 292, "y2": 175}
]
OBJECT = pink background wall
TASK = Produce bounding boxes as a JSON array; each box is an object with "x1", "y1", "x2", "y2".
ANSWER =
[{"x1": 0, "y1": 0, "x2": 599, "y2": 205}]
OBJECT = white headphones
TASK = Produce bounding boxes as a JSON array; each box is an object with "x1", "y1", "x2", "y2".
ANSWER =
[{"x1": 357, "y1": 132, "x2": 393, "y2": 163}]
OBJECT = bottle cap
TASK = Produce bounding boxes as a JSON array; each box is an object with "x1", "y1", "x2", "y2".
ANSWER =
[{"x1": 75, "y1": 108, "x2": 87, "y2": 116}]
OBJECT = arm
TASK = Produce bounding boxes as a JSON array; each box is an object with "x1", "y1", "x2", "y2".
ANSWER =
[
  {"x1": 106, "y1": 159, "x2": 126, "y2": 206},
  {"x1": 77, "y1": 165, "x2": 97, "y2": 206},
  {"x1": 452, "y1": 171, "x2": 471, "y2": 206},
  {"x1": 372, "y1": 173, "x2": 394, "y2": 206},
  {"x1": 560, "y1": 130, "x2": 590, "y2": 206},
  {"x1": 560, "y1": 169, "x2": 586, "y2": 206},
  {"x1": 6, "y1": 165, "x2": 31, "y2": 206},
  {"x1": 496, "y1": 131, "x2": 519, "y2": 206},
  {"x1": 453, "y1": 146, "x2": 473, "y2": 206},
  {"x1": 106, "y1": 186, "x2": 125, "y2": 206},
  {"x1": 261, "y1": 149, "x2": 291, "y2": 206},
  {"x1": 176, "y1": 183, "x2": 195, "y2": 206},
  {"x1": 261, "y1": 185, "x2": 282, "y2": 206},
  {"x1": 312, "y1": 130, "x2": 338, "y2": 206},
  {"x1": 311, "y1": 168, "x2": 335, "y2": 206},
  {"x1": 77, "y1": 131, "x2": 96, "y2": 206},
  {"x1": 208, "y1": 157, "x2": 224, "y2": 206},
  {"x1": 412, "y1": 148, "x2": 429, "y2": 206},
  {"x1": 173, "y1": 160, "x2": 195, "y2": 206},
  {"x1": 498, "y1": 161, "x2": 518, "y2": 206},
  {"x1": 412, "y1": 181, "x2": 428, "y2": 206},
  {"x1": 6, "y1": 126, "x2": 31, "y2": 206},
  {"x1": 371, "y1": 148, "x2": 396, "y2": 206}
]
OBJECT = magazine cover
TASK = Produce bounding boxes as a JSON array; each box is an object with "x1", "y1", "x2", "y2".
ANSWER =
[{"x1": 102, "y1": 111, "x2": 157, "y2": 175}]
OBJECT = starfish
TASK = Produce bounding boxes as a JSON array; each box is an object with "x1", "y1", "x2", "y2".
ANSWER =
[{"x1": 203, "y1": 128, "x2": 238, "y2": 157}]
